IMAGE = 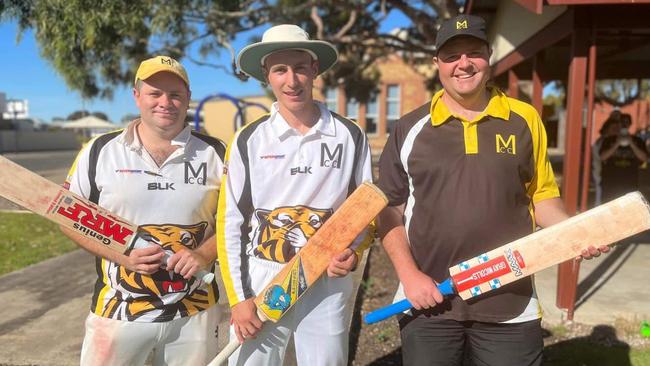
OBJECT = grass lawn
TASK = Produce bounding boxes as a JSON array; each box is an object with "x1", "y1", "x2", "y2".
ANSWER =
[{"x1": 0, "y1": 211, "x2": 77, "y2": 276}]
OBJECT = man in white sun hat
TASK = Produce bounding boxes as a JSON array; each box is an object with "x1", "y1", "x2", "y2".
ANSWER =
[{"x1": 217, "y1": 24, "x2": 373, "y2": 365}]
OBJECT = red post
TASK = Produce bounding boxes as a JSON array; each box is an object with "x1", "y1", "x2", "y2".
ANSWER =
[
  {"x1": 580, "y1": 38, "x2": 597, "y2": 213},
  {"x1": 532, "y1": 55, "x2": 543, "y2": 116},
  {"x1": 508, "y1": 70, "x2": 519, "y2": 99},
  {"x1": 556, "y1": 28, "x2": 589, "y2": 320}
]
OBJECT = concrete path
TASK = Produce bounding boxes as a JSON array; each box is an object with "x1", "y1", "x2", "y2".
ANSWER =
[{"x1": 536, "y1": 239, "x2": 650, "y2": 325}]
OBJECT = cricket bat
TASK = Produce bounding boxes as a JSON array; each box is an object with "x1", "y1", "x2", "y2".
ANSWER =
[
  {"x1": 365, "y1": 191, "x2": 650, "y2": 324},
  {"x1": 0, "y1": 155, "x2": 214, "y2": 283},
  {"x1": 208, "y1": 182, "x2": 388, "y2": 365}
]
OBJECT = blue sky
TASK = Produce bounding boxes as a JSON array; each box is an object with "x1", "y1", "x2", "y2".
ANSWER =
[
  {"x1": 0, "y1": 22, "x2": 271, "y2": 123},
  {"x1": 0, "y1": 10, "x2": 416, "y2": 124}
]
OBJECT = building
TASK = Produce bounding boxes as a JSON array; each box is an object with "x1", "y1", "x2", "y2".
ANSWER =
[
  {"x1": 201, "y1": 95, "x2": 272, "y2": 145},
  {"x1": 2, "y1": 99, "x2": 29, "y2": 120},
  {"x1": 315, "y1": 54, "x2": 434, "y2": 152}
]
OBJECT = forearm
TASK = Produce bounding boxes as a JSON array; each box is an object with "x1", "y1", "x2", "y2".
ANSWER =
[
  {"x1": 382, "y1": 226, "x2": 421, "y2": 281},
  {"x1": 630, "y1": 142, "x2": 648, "y2": 162},
  {"x1": 378, "y1": 205, "x2": 420, "y2": 281},
  {"x1": 600, "y1": 144, "x2": 618, "y2": 161},
  {"x1": 195, "y1": 235, "x2": 217, "y2": 264},
  {"x1": 533, "y1": 197, "x2": 570, "y2": 229}
]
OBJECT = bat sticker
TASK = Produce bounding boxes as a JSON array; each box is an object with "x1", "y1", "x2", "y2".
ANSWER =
[
  {"x1": 259, "y1": 256, "x2": 308, "y2": 321},
  {"x1": 505, "y1": 248, "x2": 525, "y2": 277},
  {"x1": 54, "y1": 196, "x2": 134, "y2": 246},
  {"x1": 452, "y1": 255, "x2": 512, "y2": 292}
]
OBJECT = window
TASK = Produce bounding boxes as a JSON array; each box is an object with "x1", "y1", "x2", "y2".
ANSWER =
[
  {"x1": 386, "y1": 84, "x2": 400, "y2": 134},
  {"x1": 346, "y1": 99, "x2": 359, "y2": 121},
  {"x1": 325, "y1": 88, "x2": 338, "y2": 112},
  {"x1": 365, "y1": 94, "x2": 378, "y2": 134}
]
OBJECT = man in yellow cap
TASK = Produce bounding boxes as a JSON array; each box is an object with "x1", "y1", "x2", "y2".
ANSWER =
[{"x1": 62, "y1": 55, "x2": 226, "y2": 365}]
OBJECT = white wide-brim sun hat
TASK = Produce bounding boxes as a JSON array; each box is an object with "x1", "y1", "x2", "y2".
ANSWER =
[{"x1": 237, "y1": 24, "x2": 339, "y2": 83}]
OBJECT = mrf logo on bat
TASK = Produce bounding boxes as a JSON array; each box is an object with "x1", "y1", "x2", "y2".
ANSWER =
[{"x1": 49, "y1": 192, "x2": 135, "y2": 248}]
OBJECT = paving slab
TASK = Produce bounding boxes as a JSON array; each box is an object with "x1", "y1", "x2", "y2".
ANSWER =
[{"x1": 536, "y1": 240, "x2": 650, "y2": 325}]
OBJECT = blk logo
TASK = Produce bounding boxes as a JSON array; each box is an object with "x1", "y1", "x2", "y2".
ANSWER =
[
  {"x1": 185, "y1": 162, "x2": 207, "y2": 185},
  {"x1": 320, "y1": 143, "x2": 342, "y2": 169},
  {"x1": 148, "y1": 183, "x2": 175, "y2": 190},
  {"x1": 291, "y1": 166, "x2": 312, "y2": 175},
  {"x1": 456, "y1": 20, "x2": 468, "y2": 29},
  {"x1": 496, "y1": 134, "x2": 516, "y2": 155}
]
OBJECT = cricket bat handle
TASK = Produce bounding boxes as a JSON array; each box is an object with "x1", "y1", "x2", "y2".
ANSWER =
[
  {"x1": 131, "y1": 237, "x2": 215, "y2": 284},
  {"x1": 207, "y1": 308, "x2": 268, "y2": 365},
  {"x1": 208, "y1": 338, "x2": 239, "y2": 366},
  {"x1": 364, "y1": 278, "x2": 455, "y2": 324}
]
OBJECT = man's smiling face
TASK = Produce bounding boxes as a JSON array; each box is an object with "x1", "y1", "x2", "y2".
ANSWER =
[
  {"x1": 264, "y1": 50, "x2": 319, "y2": 114},
  {"x1": 434, "y1": 36, "x2": 491, "y2": 103}
]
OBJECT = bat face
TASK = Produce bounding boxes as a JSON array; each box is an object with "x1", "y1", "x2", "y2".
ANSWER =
[
  {"x1": 448, "y1": 191, "x2": 650, "y2": 300},
  {"x1": 253, "y1": 182, "x2": 388, "y2": 322},
  {"x1": 52, "y1": 193, "x2": 135, "y2": 250},
  {"x1": 0, "y1": 155, "x2": 138, "y2": 252}
]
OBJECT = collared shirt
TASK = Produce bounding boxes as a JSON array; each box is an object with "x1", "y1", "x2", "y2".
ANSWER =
[
  {"x1": 378, "y1": 87, "x2": 560, "y2": 323},
  {"x1": 218, "y1": 102, "x2": 374, "y2": 306},
  {"x1": 65, "y1": 119, "x2": 226, "y2": 322}
]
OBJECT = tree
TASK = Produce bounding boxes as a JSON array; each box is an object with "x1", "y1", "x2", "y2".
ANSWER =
[
  {"x1": 595, "y1": 79, "x2": 650, "y2": 107},
  {"x1": 1, "y1": 0, "x2": 461, "y2": 102},
  {"x1": 91, "y1": 111, "x2": 110, "y2": 121},
  {"x1": 66, "y1": 110, "x2": 90, "y2": 121}
]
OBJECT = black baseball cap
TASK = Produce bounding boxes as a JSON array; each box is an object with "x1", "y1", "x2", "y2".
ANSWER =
[{"x1": 435, "y1": 14, "x2": 489, "y2": 53}]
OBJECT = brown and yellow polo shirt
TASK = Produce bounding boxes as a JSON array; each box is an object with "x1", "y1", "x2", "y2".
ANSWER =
[{"x1": 378, "y1": 87, "x2": 560, "y2": 323}]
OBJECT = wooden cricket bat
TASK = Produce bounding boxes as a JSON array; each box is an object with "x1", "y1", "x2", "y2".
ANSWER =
[
  {"x1": 365, "y1": 191, "x2": 650, "y2": 324},
  {"x1": 208, "y1": 182, "x2": 388, "y2": 365},
  {"x1": 0, "y1": 155, "x2": 214, "y2": 283}
]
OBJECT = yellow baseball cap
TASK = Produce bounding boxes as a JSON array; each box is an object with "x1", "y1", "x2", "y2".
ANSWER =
[{"x1": 134, "y1": 56, "x2": 189, "y2": 87}]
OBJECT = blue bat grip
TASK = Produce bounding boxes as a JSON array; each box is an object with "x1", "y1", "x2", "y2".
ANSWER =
[{"x1": 363, "y1": 278, "x2": 455, "y2": 324}]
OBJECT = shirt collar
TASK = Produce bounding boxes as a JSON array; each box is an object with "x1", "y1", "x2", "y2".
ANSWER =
[
  {"x1": 429, "y1": 86, "x2": 511, "y2": 126},
  {"x1": 119, "y1": 118, "x2": 192, "y2": 151},
  {"x1": 269, "y1": 101, "x2": 336, "y2": 139}
]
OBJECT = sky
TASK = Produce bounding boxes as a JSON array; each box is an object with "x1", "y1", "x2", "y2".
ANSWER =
[
  {"x1": 0, "y1": 22, "x2": 271, "y2": 123},
  {"x1": 0, "y1": 9, "x2": 454, "y2": 124}
]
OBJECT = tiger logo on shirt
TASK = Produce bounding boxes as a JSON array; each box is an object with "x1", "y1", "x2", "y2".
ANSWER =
[
  {"x1": 252, "y1": 206, "x2": 333, "y2": 263},
  {"x1": 99, "y1": 221, "x2": 215, "y2": 321}
]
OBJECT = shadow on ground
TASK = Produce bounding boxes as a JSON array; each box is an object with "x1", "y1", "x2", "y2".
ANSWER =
[
  {"x1": 543, "y1": 325, "x2": 632, "y2": 366},
  {"x1": 361, "y1": 325, "x2": 635, "y2": 366}
]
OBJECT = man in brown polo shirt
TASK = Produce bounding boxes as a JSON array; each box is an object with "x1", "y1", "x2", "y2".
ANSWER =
[{"x1": 377, "y1": 14, "x2": 608, "y2": 366}]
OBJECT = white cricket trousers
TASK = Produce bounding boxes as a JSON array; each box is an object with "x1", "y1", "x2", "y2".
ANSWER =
[
  {"x1": 80, "y1": 305, "x2": 220, "y2": 366},
  {"x1": 228, "y1": 257, "x2": 354, "y2": 366}
]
